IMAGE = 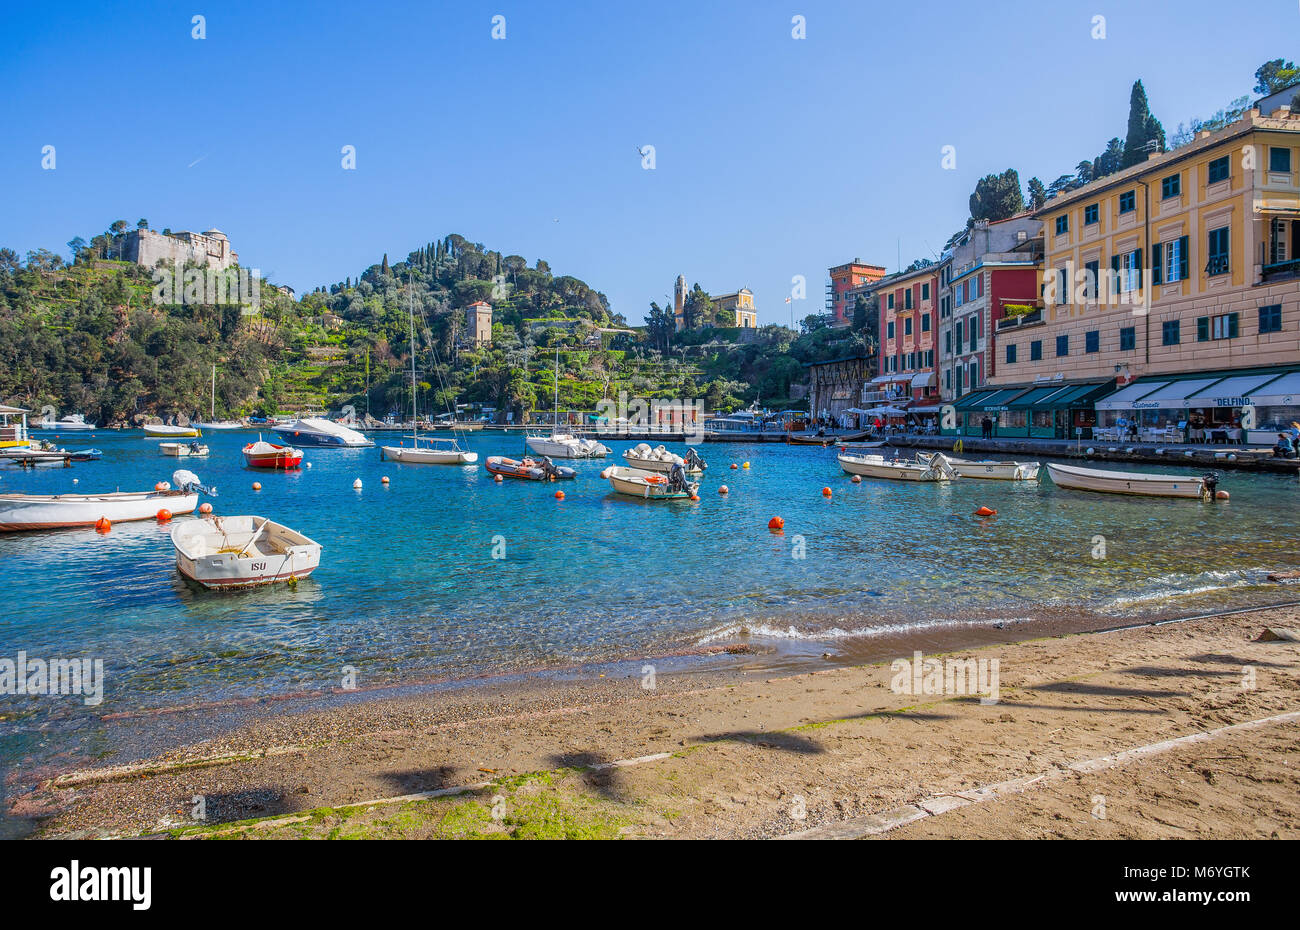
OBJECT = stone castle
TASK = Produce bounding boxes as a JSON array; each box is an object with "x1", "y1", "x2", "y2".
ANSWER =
[{"x1": 122, "y1": 228, "x2": 238, "y2": 271}]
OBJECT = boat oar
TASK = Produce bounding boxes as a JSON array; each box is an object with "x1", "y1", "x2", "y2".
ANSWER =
[{"x1": 235, "y1": 518, "x2": 270, "y2": 557}]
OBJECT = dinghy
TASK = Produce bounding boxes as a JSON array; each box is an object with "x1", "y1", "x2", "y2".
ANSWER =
[
  {"x1": 838, "y1": 451, "x2": 957, "y2": 482},
  {"x1": 160, "y1": 441, "x2": 210, "y2": 457},
  {"x1": 381, "y1": 437, "x2": 477, "y2": 464},
  {"x1": 0, "y1": 469, "x2": 213, "y2": 532},
  {"x1": 242, "y1": 438, "x2": 303, "y2": 469},
  {"x1": 622, "y1": 443, "x2": 706, "y2": 475},
  {"x1": 171, "y1": 515, "x2": 321, "y2": 589},
  {"x1": 925, "y1": 454, "x2": 1039, "y2": 481},
  {"x1": 605, "y1": 465, "x2": 699, "y2": 500},
  {"x1": 485, "y1": 455, "x2": 576, "y2": 481},
  {"x1": 1046, "y1": 463, "x2": 1223, "y2": 500},
  {"x1": 143, "y1": 423, "x2": 201, "y2": 438}
]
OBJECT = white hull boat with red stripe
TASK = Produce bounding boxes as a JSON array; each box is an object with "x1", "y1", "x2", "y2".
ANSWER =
[
  {"x1": 171, "y1": 515, "x2": 321, "y2": 589},
  {"x1": 243, "y1": 438, "x2": 303, "y2": 469}
]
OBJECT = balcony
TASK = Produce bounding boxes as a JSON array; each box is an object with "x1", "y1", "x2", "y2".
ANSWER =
[
  {"x1": 1262, "y1": 258, "x2": 1300, "y2": 283},
  {"x1": 996, "y1": 308, "x2": 1043, "y2": 331}
]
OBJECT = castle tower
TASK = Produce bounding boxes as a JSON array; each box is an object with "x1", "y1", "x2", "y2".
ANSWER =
[{"x1": 673, "y1": 274, "x2": 687, "y2": 331}]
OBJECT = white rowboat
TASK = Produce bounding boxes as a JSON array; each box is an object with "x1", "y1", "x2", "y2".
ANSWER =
[
  {"x1": 604, "y1": 465, "x2": 699, "y2": 499},
  {"x1": 930, "y1": 455, "x2": 1039, "y2": 481},
  {"x1": 381, "y1": 437, "x2": 478, "y2": 464},
  {"x1": 838, "y1": 452, "x2": 957, "y2": 482},
  {"x1": 0, "y1": 488, "x2": 198, "y2": 531},
  {"x1": 160, "y1": 442, "x2": 210, "y2": 457},
  {"x1": 1046, "y1": 463, "x2": 1222, "y2": 499},
  {"x1": 171, "y1": 515, "x2": 322, "y2": 589}
]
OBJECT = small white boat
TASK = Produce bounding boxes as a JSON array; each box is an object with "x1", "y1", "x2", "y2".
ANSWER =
[
  {"x1": 838, "y1": 452, "x2": 957, "y2": 482},
  {"x1": 0, "y1": 469, "x2": 210, "y2": 532},
  {"x1": 381, "y1": 437, "x2": 477, "y2": 464},
  {"x1": 171, "y1": 515, "x2": 322, "y2": 589},
  {"x1": 1047, "y1": 463, "x2": 1223, "y2": 500},
  {"x1": 160, "y1": 441, "x2": 210, "y2": 457},
  {"x1": 192, "y1": 420, "x2": 244, "y2": 430},
  {"x1": 604, "y1": 465, "x2": 699, "y2": 500},
  {"x1": 930, "y1": 455, "x2": 1039, "y2": 481},
  {"x1": 144, "y1": 423, "x2": 201, "y2": 438},
  {"x1": 275, "y1": 417, "x2": 373, "y2": 448},
  {"x1": 37, "y1": 414, "x2": 97, "y2": 431},
  {"x1": 525, "y1": 432, "x2": 611, "y2": 459},
  {"x1": 622, "y1": 443, "x2": 705, "y2": 475}
]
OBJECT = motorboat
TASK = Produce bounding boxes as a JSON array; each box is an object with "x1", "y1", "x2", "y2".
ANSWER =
[
  {"x1": 622, "y1": 443, "x2": 706, "y2": 475},
  {"x1": 837, "y1": 451, "x2": 957, "y2": 482},
  {"x1": 604, "y1": 465, "x2": 699, "y2": 500},
  {"x1": 192, "y1": 420, "x2": 244, "y2": 430},
  {"x1": 381, "y1": 437, "x2": 477, "y2": 464},
  {"x1": 171, "y1": 515, "x2": 321, "y2": 589},
  {"x1": 1046, "y1": 463, "x2": 1223, "y2": 500},
  {"x1": 160, "y1": 441, "x2": 210, "y2": 457},
  {"x1": 927, "y1": 454, "x2": 1039, "y2": 481},
  {"x1": 243, "y1": 438, "x2": 304, "y2": 469},
  {"x1": 485, "y1": 455, "x2": 576, "y2": 481},
  {"x1": 0, "y1": 469, "x2": 213, "y2": 532},
  {"x1": 143, "y1": 423, "x2": 201, "y2": 438},
  {"x1": 524, "y1": 432, "x2": 611, "y2": 459},
  {"x1": 275, "y1": 417, "x2": 373, "y2": 448},
  {"x1": 36, "y1": 413, "x2": 96, "y2": 431}
]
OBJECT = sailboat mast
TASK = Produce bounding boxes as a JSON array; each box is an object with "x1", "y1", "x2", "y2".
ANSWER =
[
  {"x1": 553, "y1": 348, "x2": 560, "y2": 428},
  {"x1": 409, "y1": 285, "x2": 418, "y2": 440},
  {"x1": 210, "y1": 364, "x2": 216, "y2": 420}
]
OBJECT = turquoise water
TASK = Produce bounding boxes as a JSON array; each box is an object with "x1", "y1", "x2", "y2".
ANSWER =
[{"x1": 1, "y1": 427, "x2": 1298, "y2": 770}]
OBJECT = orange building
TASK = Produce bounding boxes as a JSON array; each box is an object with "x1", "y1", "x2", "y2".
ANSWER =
[{"x1": 828, "y1": 259, "x2": 887, "y2": 327}]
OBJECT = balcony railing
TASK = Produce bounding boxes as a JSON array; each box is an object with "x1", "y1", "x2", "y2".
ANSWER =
[
  {"x1": 1262, "y1": 258, "x2": 1300, "y2": 282},
  {"x1": 996, "y1": 309, "x2": 1043, "y2": 331}
]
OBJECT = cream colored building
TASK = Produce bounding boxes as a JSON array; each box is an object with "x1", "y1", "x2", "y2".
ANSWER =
[{"x1": 466, "y1": 300, "x2": 493, "y2": 346}]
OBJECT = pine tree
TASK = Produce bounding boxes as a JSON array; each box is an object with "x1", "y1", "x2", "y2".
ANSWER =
[
  {"x1": 1122, "y1": 81, "x2": 1165, "y2": 168},
  {"x1": 1026, "y1": 177, "x2": 1047, "y2": 210},
  {"x1": 381, "y1": 253, "x2": 390, "y2": 276}
]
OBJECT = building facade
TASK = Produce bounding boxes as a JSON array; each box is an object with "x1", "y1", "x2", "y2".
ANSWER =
[
  {"x1": 878, "y1": 264, "x2": 941, "y2": 415},
  {"x1": 123, "y1": 228, "x2": 238, "y2": 271},
  {"x1": 466, "y1": 301, "x2": 493, "y2": 346},
  {"x1": 828, "y1": 259, "x2": 887, "y2": 327},
  {"x1": 710, "y1": 289, "x2": 758, "y2": 328}
]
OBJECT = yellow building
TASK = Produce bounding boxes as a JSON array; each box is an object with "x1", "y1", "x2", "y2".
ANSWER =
[
  {"x1": 709, "y1": 289, "x2": 758, "y2": 328},
  {"x1": 988, "y1": 106, "x2": 1300, "y2": 438}
]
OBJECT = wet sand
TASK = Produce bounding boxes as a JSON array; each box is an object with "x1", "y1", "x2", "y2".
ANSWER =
[{"x1": 13, "y1": 602, "x2": 1300, "y2": 839}]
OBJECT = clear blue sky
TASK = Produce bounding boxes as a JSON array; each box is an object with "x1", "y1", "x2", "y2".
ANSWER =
[{"x1": 0, "y1": 0, "x2": 1284, "y2": 326}]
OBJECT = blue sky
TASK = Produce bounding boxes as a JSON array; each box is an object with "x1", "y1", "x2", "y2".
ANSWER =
[{"x1": 0, "y1": 0, "x2": 1284, "y2": 326}]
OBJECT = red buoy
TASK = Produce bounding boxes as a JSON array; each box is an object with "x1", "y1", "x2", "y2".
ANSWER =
[
  {"x1": 95, "y1": 516, "x2": 111, "y2": 533},
  {"x1": 252, "y1": 481, "x2": 262, "y2": 491},
  {"x1": 821, "y1": 487, "x2": 832, "y2": 497},
  {"x1": 974, "y1": 506, "x2": 997, "y2": 517},
  {"x1": 555, "y1": 490, "x2": 565, "y2": 500},
  {"x1": 156, "y1": 508, "x2": 172, "y2": 522},
  {"x1": 768, "y1": 516, "x2": 785, "y2": 531},
  {"x1": 199, "y1": 502, "x2": 213, "y2": 514},
  {"x1": 718, "y1": 485, "x2": 729, "y2": 494}
]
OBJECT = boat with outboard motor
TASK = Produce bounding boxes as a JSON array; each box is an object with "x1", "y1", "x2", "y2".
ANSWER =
[
  {"x1": 485, "y1": 455, "x2": 576, "y2": 481},
  {"x1": 837, "y1": 451, "x2": 958, "y2": 482},
  {"x1": 604, "y1": 464, "x2": 699, "y2": 500},
  {"x1": 921, "y1": 453, "x2": 1039, "y2": 481},
  {"x1": 1046, "y1": 463, "x2": 1225, "y2": 500},
  {"x1": 242, "y1": 438, "x2": 303, "y2": 469},
  {"x1": 0, "y1": 469, "x2": 214, "y2": 531},
  {"x1": 622, "y1": 443, "x2": 706, "y2": 476}
]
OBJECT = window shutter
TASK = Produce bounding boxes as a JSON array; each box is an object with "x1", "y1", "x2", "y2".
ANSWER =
[
  {"x1": 1228, "y1": 312, "x2": 1239, "y2": 339},
  {"x1": 1151, "y1": 242, "x2": 1162, "y2": 285},
  {"x1": 1111, "y1": 255, "x2": 1121, "y2": 294},
  {"x1": 1197, "y1": 316, "x2": 1209, "y2": 341},
  {"x1": 1178, "y1": 235, "x2": 1189, "y2": 280}
]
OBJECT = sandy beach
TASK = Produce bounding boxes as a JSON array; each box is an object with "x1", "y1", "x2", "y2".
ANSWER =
[{"x1": 13, "y1": 603, "x2": 1300, "y2": 840}]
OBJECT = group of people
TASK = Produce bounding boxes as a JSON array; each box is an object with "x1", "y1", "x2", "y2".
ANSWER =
[{"x1": 1274, "y1": 421, "x2": 1300, "y2": 458}]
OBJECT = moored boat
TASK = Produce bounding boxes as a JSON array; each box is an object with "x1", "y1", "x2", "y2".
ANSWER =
[
  {"x1": 1046, "y1": 462, "x2": 1223, "y2": 499},
  {"x1": 171, "y1": 515, "x2": 322, "y2": 589},
  {"x1": 192, "y1": 420, "x2": 244, "y2": 430},
  {"x1": 381, "y1": 437, "x2": 477, "y2": 464},
  {"x1": 0, "y1": 469, "x2": 212, "y2": 532},
  {"x1": 37, "y1": 414, "x2": 97, "y2": 431},
  {"x1": 243, "y1": 438, "x2": 304, "y2": 469},
  {"x1": 485, "y1": 455, "x2": 576, "y2": 481},
  {"x1": 275, "y1": 417, "x2": 373, "y2": 448},
  {"x1": 160, "y1": 441, "x2": 210, "y2": 457},
  {"x1": 604, "y1": 465, "x2": 699, "y2": 500},
  {"x1": 525, "y1": 432, "x2": 610, "y2": 459},
  {"x1": 838, "y1": 451, "x2": 957, "y2": 482},
  {"x1": 927, "y1": 454, "x2": 1039, "y2": 481},
  {"x1": 622, "y1": 443, "x2": 706, "y2": 475},
  {"x1": 143, "y1": 423, "x2": 201, "y2": 438}
]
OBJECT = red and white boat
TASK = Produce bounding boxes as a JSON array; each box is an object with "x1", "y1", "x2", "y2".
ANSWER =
[{"x1": 242, "y1": 438, "x2": 303, "y2": 469}]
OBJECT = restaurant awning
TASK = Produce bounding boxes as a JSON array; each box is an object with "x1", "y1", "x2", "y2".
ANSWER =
[
  {"x1": 910, "y1": 372, "x2": 936, "y2": 388},
  {"x1": 1094, "y1": 379, "x2": 1172, "y2": 411},
  {"x1": 1006, "y1": 385, "x2": 1072, "y2": 408},
  {"x1": 970, "y1": 388, "x2": 1029, "y2": 411},
  {"x1": 1125, "y1": 376, "x2": 1224, "y2": 410},
  {"x1": 1217, "y1": 370, "x2": 1300, "y2": 407},
  {"x1": 953, "y1": 389, "x2": 999, "y2": 411}
]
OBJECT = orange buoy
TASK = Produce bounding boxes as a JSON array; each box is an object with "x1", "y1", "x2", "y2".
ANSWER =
[
  {"x1": 730, "y1": 463, "x2": 738, "y2": 470},
  {"x1": 768, "y1": 516, "x2": 785, "y2": 531},
  {"x1": 94, "y1": 516, "x2": 111, "y2": 533},
  {"x1": 851, "y1": 475, "x2": 862, "y2": 484},
  {"x1": 718, "y1": 485, "x2": 729, "y2": 494},
  {"x1": 689, "y1": 494, "x2": 699, "y2": 502},
  {"x1": 974, "y1": 506, "x2": 997, "y2": 517},
  {"x1": 252, "y1": 481, "x2": 262, "y2": 491},
  {"x1": 821, "y1": 487, "x2": 832, "y2": 497},
  {"x1": 154, "y1": 482, "x2": 166, "y2": 491},
  {"x1": 494, "y1": 474, "x2": 503, "y2": 483},
  {"x1": 555, "y1": 490, "x2": 565, "y2": 500},
  {"x1": 156, "y1": 508, "x2": 172, "y2": 522},
  {"x1": 199, "y1": 502, "x2": 213, "y2": 514},
  {"x1": 1216, "y1": 490, "x2": 1230, "y2": 501},
  {"x1": 381, "y1": 476, "x2": 390, "y2": 484}
]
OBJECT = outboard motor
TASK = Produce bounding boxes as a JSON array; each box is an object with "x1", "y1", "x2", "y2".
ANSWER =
[
  {"x1": 684, "y1": 447, "x2": 705, "y2": 470},
  {"x1": 668, "y1": 462, "x2": 687, "y2": 493},
  {"x1": 541, "y1": 456, "x2": 559, "y2": 480},
  {"x1": 172, "y1": 469, "x2": 217, "y2": 497},
  {"x1": 1203, "y1": 472, "x2": 1220, "y2": 498}
]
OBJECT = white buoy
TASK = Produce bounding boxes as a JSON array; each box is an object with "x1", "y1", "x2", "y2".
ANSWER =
[
  {"x1": 1085, "y1": 447, "x2": 1095, "y2": 456},
  {"x1": 353, "y1": 478, "x2": 362, "y2": 489},
  {"x1": 305, "y1": 462, "x2": 312, "y2": 468},
  {"x1": 381, "y1": 475, "x2": 390, "y2": 484}
]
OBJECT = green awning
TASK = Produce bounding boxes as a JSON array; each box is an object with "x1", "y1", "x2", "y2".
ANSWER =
[
  {"x1": 1040, "y1": 381, "x2": 1113, "y2": 408},
  {"x1": 1007, "y1": 385, "x2": 1071, "y2": 408},
  {"x1": 953, "y1": 389, "x2": 998, "y2": 411},
  {"x1": 970, "y1": 388, "x2": 1029, "y2": 411}
]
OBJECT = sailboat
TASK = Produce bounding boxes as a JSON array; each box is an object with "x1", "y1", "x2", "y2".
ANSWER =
[
  {"x1": 380, "y1": 282, "x2": 478, "y2": 465},
  {"x1": 525, "y1": 349, "x2": 611, "y2": 459},
  {"x1": 193, "y1": 364, "x2": 244, "y2": 430}
]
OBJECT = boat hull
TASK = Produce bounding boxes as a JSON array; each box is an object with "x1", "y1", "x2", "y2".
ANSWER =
[
  {"x1": 524, "y1": 435, "x2": 610, "y2": 459},
  {"x1": 143, "y1": 425, "x2": 200, "y2": 438},
  {"x1": 948, "y1": 459, "x2": 1040, "y2": 481},
  {"x1": 1046, "y1": 463, "x2": 1209, "y2": 499},
  {"x1": 275, "y1": 418, "x2": 373, "y2": 448},
  {"x1": 171, "y1": 515, "x2": 321, "y2": 589},
  {"x1": 160, "y1": 442, "x2": 209, "y2": 457},
  {"x1": 606, "y1": 466, "x2": 698, "y2": 499},
  {"x1": 485, "y1": 456, "x2": 575, "y2": 480},
  {"x1": 381, "y1": 446, "x2": 478, "y2": 464},
  {"x1": 242, "y1": 441, "x2": 303, "y2": 469},
  {"x1": 838, "y1": 453, "x2": 952, "y2": 482},
  {"x1": 0, "y1": 490, "x2": 199, "y2": 532}
]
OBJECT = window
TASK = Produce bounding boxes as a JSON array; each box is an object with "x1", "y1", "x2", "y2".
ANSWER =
[
  {"x1": 944, "y1": 330, "x2": 952, "y2": 353},
  {"x1": 1201, "y1": 312, "x2": 1238, "y2": 340},
  {"x1": 1085, "y1": 330, "x2": 1099, "y2": 353},
  {"x1": 1120, "y1": 326, "x2": 1136, "y2": 351},
  {"x1": 1030, "y1": 340, "x2": 1042, "y2": 361},
  {"x1": 1161, "y1": 174, "x2": 1180, "y2": 199},
  {"x1": 887, "y1": 292, "x2": 894, "y2": 310},
  {"x1": 1083, "y1": 259, "x2": 1100, "y2": 299},
  {"x1": 1259, "y1": 304, "x2": 1282, "y2": 334},
  {"x1": 971, "y1": 276, "x2": 981, "y2": 299},
  {"x1": 905, "y1": 288, "x2": 913, "y2": 310},
  {"x1": 954, "y1": 284, "x2": 963, "y2": 308},
  {"x1": 1208, "y1": 155, "x2": 1230, "y2": 184},
  {"x1": 1006, "y1": 343, "x2": 1017, "y2": 363},
  {"x1": 904, "y1": 317, "x2": 913, "y2": 336},
  {"x1": 921, "y1": 283, "x2": 930, "y2": 300},
  {"x1": 940, "y1": 295, "x2": 951, "y2": 318},
  {"x1": 1206, "y1": 227, "x2": 1230, "y2": 276},
  {"x1": 954, "y1": 320, "x2": 963, "y2": 348},
  {"x1": 1056, "y1": 334, "x2": 1069, "y2": 357},
  {"x1": 1119, "y1": 190, "x2": 1136, "y2": 213},
  {"x1": 1114, "y1": 249, "x2": 1142, "y2": 292},
  {"x1": 1084, "y1": 204, "x2": 1099, "y2": 225},
  {"x1": 1270, "y1": 147, "x2": 1292, "y2": 173},
  {"x1": 1055, "y1": 215, "x2": 1069, "y2": 235},
  {"x1": 1152, "y1": 235, "x2": 1189, "y2": 285},
  {"x1": 955, "y1": 365, "x2": 964, "y2": 392},
  {"x1": 921, "y1": 313, "x2": 931, "y2": 333},
  {"x1": 944, "y1": 369, "x2": 951, "y2": 391},
  {"x1": 969, "y1": 359, "x2": 979, "y2": 388},
  {"x1": 887, "y1": 320, "x2": 895, "y2": 339},
  {"x1": 1162, "y1": 320, "x2": 1180, "y2": 345}
]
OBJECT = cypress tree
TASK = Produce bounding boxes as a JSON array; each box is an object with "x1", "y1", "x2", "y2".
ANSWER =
[{"x1": 1122, "y1": 80, "x2": 1166, "y2": 168}]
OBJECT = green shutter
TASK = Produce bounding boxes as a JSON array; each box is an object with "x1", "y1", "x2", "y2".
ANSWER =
[
  {"x1": 1151, "y1": 242, "x2": 1162, "y2": 285},
  {"x1": 1111, "y1": 255, "x2": 1121, "y2": 294},
  {"x1": 1197, "y1": 316, "x2": 1210, "y2": 341},
  {"x1": 1228, "y1": 312, "x2": 1239, "y2": 338},
  {"x1": 1178, "y1": 235, "x2": 1189, "y2": 280}
]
